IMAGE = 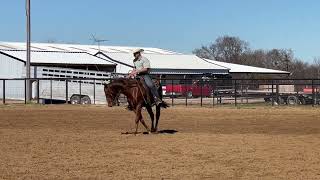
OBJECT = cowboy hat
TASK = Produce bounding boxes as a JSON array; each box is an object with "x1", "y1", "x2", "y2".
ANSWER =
[{"x1": 133, "y1": 48, "x2": 144, "y2": 54}]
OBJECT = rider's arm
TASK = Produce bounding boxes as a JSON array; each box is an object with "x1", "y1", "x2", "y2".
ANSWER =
[
  {"x1": 137, "y1": 57, "x2": 151, "y2": 75},
  {"x1": 136, "y1": 68, "x2": 149, "y2": 74}
]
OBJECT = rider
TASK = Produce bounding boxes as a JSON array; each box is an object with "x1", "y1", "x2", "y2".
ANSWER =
[{"x1": 129, "y1": 49, "x2": 162, "y2": 106}]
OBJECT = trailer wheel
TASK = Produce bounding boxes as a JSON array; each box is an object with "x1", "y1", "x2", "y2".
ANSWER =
[
  {"x1": 81, "y1": 95, "x2": 91, "y2": 104},
  {"x1": 264, "y1": 97, "x2": 271, "y2": 102},
  {"x1": 287, "y1": 96, "x2": 299, "y2": 105},
  {"x1": 70, "y1": 95, "x2": 81, "y2": 104}
]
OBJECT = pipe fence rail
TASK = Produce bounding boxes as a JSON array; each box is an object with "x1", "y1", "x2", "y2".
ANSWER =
[{"x1": 0, "y1": 78, "x2": 319, "y2": 107}]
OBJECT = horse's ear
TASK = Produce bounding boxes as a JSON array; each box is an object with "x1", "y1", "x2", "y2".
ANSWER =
[{"x1": 103, "y1": 80, "x2": 111, "y2": 86}]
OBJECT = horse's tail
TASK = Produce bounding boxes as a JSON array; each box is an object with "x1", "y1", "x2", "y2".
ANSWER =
[
  {"x1": 160, "y1": 101, "x2": 169, "y2": 108},
  {"x1": 157, "y1": 82, "x2": 169, "y2": 108}
]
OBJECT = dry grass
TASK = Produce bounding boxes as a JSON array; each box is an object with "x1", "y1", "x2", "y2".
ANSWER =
[{"x1": 0, "y1": 105, "x2": 320, "y2": 179}]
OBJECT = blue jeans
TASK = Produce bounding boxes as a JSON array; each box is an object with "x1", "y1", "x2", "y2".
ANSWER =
[{"x1": 141, "y1": 75, "x2": 161, "y2": 101}]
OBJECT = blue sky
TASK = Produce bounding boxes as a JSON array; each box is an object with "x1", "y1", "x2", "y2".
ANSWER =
[{"x1": 0, "y1": 0, "x2": 320, "y2": 62}]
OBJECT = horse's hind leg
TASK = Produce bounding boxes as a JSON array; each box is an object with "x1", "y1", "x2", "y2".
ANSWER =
[
  {"x1": 155, "y1": 105, "x2": 161, "y2": 132},
  {"x1": 146, "y1": 105, "x2": 155, "y2": 132}
]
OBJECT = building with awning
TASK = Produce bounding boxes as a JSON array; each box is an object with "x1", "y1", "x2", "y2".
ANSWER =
[
  {"x1": 0, "y1": 42, "x2": 230, "y2": 76},
  {"x1": 0, "y1": 41, "x2": 290, "y2": 77}
]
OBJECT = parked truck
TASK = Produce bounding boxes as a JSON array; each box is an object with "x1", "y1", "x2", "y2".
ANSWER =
[{"x1": 164, "y1": 79, "x2": 213, "y2": 98}]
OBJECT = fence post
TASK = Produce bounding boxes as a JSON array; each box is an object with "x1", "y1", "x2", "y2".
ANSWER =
[
  {"x1": 240, "y1": 80, "x2": 243, "y2": 104},
  {"x1": 200, "y1": 79, "x2": 203, "y2": 107},
  {"x1": 50, "y1": 79, "x2": 53, "y2": 104},
  {"x1": 212, "y1": 80, "x2": 215, "y2": 108},
  {"x1": 185, "y1": 79, "x2": 188, "y2": 107},
  {"x1": 312, "y1": 79, "x2": 315, "y2": 107},
  {"x1": 24, "y1": 79, "x2": 27, "y2": 104},
  {"x1": 271, "y1": 80, "x2": 274, "y2": 106},
  {"x1": 246, "y1": 86, "x2": 249, "y2": 104},
  {"x1": 234, "y1": 80, "x2": 237, "y2": 106},
  {"x1": 276, "y1": 80, "x2": 279, "y2": 105},
  {"x1": 65, "y1": 80, "x2": 69, "y2": 104},
  {"x1": 171, "y1": 79, "x2": 174, "y2": 106},
  {"x1": 3, "y1": 80, "x2": 5, "y2": 104},
  {"x1": 37, "y1": 79, "x2": 40, "y2": 104},
  {"x1": 79, "y1": 80, "x2": 82, "y2": 104},
  {"x1": 93, "y1": 79, "x2": 96, "y2": 105}
]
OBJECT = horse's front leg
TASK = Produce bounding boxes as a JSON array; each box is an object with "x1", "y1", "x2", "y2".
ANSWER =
[
  {"x1": 134, "y1": 105, "x2": 142, "y2": 135},
  {"x1": 134, "y1": 104, "x2": 150, "y2": 134}
]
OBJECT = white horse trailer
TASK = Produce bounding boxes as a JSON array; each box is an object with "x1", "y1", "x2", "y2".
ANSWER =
[
  {"x1": 0, "y1": 66, "x2": 122, "y2": 104},
  {"x1": 34, "y1": 66, "x2": 122, "y2": 104}
]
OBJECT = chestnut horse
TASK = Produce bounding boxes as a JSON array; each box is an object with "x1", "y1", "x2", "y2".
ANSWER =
[{"x1": 104, "y1": 78, "x2": 168, "y2": 133}]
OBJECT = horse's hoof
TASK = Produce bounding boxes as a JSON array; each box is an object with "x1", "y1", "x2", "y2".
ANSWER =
[{"x1": 143, "y1": 131, "x2": 150, "y2": 135}]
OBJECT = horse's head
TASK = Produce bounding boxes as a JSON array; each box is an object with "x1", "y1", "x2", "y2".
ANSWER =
[{"x1": 104, "y1": 83, "x2": 118, "y2": 107}]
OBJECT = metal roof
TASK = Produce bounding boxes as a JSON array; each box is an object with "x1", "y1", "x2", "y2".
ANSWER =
[
  {"x1": 0, "y1": 42, "x2": 181, "y2": 55},
  {"x1": 0, "y1": 42, "x2": 228, "y2": 75},
  {"x1": 0, "y1": 50, "x2": 115, "y2": 66},
  {"x1": 203, "y1": 58, "x2": 290, "y2": 74},
  {"x1": 97, "y1": 52, "x2": 230, "y2": 74},
  {"x1": 1, "y1": 41, "x2": 289, "y2": 75}
]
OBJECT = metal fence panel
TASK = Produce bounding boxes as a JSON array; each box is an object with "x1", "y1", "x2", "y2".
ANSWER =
[{"x1": 0, "y1": 78, "x2": 319, "y2": 107}]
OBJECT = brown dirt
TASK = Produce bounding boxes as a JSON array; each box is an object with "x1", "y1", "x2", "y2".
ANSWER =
[{"x1": 0, "y1": 105, "x2": 320, "y2": 179}]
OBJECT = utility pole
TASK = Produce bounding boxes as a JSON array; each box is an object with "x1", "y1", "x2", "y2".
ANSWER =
[{"x1": 26, "y1": 0, "x2": 31, "y2": 102}]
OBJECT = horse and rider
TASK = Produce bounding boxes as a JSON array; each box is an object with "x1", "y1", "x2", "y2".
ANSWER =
[{"x1": 104, "y1": 49, "x2": 168, "y2": 134}]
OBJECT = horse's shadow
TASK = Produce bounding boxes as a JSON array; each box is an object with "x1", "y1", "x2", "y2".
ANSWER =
[
  {"x1": 121, "y1": 129, "x2": 178, "y2": 135},
  {"x1": 157, "y1": 129, "x2": 178, "y2": 134}
]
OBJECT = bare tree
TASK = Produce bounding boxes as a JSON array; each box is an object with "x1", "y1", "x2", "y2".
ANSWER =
[
  {"x1": 194, "y1": 36, "x2": 320, "y2": 79},
  {"x1": 312, "y1": 57, "x2": 320, "y2": 78},
  {"x1": 264, "y1": 49, "x2": 293, "y2": 71},
  {"x1": 193, "y1": 35, "x2": 249, "y2": 63}
]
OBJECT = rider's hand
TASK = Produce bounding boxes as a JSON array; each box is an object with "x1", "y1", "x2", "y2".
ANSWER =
[{"x1": 129, "y1": 70, "x2": 137, "y2": 78}]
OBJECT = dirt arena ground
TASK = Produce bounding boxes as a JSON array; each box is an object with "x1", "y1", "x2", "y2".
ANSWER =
[{"x1": 0, "y1": 105, "x2": 319, "y2": 179}]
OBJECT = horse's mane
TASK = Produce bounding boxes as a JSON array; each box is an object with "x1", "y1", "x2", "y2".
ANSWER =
[{"x1": 106, "y1": 78, "x2": 139, "y2": 88}]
